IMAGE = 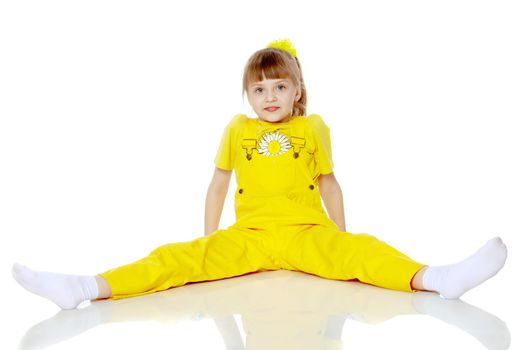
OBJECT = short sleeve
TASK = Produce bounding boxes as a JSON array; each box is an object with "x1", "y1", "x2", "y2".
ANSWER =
[
  {"x1": 214, "y1": 114, "x2": 245, "y2": 170},
  {"x1": 307, "y1": 114, "x2": 334, "y2": 174}
]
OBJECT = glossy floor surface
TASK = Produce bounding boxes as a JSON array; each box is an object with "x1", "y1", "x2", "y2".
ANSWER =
[{"x1": 9, "y1": 268, "x2": 519, "y2": 350}]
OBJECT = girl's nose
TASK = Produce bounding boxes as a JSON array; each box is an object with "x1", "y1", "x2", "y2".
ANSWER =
[{"x1": 265, "y1": 93, "x2": 277, "y2": 102}]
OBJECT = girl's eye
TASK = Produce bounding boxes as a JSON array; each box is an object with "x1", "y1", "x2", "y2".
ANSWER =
[{"x1": 253, "y1": 84, "x2": 286, "y2": 93}]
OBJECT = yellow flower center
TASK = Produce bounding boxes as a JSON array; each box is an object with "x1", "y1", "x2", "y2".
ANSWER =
[{"x1": 268, "y1": 140, "x2": 281, "y2": 154}]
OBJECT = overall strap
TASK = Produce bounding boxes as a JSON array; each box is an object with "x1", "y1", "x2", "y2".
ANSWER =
[
  {"x1": 240, "y1": 119, "x2": 258, "y2": 161},
  {"x1": 289, "y1": 117, "x2": 306, "y2": 159}
]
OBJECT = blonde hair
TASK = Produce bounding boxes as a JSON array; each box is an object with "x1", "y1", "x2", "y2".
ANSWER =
[{"x1": 242, "y1": 48, "x2": 307, "y2": 117}]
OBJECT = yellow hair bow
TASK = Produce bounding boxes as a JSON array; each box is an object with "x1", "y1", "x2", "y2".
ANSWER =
[{"x1": 267, "y1": 38, "x2": 297, "y2": 58}]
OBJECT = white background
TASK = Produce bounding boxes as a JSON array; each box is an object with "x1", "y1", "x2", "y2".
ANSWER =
[{"x1": 1, "y1": 0, "x2": 524, "y2": 349}]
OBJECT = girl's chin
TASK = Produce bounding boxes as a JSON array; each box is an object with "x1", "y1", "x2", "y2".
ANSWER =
[
  {"x1": 258, "y1": 114, "x2": 291, "y2": 123},
  {"x1": 260, "y1": 117, "x2": 283, "y2": 123}
]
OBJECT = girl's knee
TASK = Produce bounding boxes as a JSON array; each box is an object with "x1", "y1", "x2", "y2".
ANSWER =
[{"x1": 148, "y1": 242, "x2": 181, "y2": 256}]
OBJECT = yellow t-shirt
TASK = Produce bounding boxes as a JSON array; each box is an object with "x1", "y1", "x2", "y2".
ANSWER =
[{"x1": 214, "y1": 114, "x2": 334, "y2": 180}]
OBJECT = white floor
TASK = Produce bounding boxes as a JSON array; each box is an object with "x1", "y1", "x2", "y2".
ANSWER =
[
  {"x1": 7, "y1": 268, "x2": 519, "y2": 350},
  {"x1": 2, "y1": 1, "x2": 523, "y2": 349}
]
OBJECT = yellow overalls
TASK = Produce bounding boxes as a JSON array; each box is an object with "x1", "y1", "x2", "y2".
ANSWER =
[{"x1": 100, "y1": 114, "x2": 426, "y2": 300}]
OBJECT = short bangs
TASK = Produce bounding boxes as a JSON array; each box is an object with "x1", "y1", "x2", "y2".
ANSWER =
[{"x1": 243, "y1": 49, "x2": 298, "y2": 91}]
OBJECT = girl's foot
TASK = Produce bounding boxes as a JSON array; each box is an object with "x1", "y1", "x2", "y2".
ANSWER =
[
  {"x1": 12, "y1": 263, "x2": 99, "y2": 309},
  {"x1": 422, "y1": 237, "x2": 507, "y2": 299}
]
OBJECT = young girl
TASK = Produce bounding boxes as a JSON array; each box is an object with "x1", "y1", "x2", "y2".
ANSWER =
[{"x1": 12, "y1": 39, "x2": 508, "y2": 310}]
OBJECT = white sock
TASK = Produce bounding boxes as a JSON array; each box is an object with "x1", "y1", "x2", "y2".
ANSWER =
[
  {"x1": 422, "y1": 237, "x2": 507, "y2": 299},
  {"x1": 12, "y1": 263, "x2": 100, "y2": 310}
]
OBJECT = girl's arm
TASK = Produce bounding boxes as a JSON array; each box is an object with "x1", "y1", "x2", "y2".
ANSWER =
[
  {"x1": 204, "y1": 167, "x2": 232, "y2": 236},
  {"x1": 318, "y1": 172, "x2": 347, "y2": 232}
]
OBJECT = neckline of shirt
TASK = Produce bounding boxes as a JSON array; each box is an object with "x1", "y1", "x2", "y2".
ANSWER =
[{"x1": 254, "y1": 115, "x2": 300, "y2": 127}]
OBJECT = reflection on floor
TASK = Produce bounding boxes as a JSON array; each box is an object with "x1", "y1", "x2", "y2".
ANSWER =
[{"x1": 18, "y1": 270, "x2": 510, "y2": 350}]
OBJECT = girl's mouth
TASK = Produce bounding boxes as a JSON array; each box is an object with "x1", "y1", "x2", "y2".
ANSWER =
[{"x1": 265, "y1": 107, "x2": 279, "y2": 112}]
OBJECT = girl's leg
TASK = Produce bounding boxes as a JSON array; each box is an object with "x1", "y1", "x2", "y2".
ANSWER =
[
  {"x1": 279, "y1": 226, "x2": 426, "y2": 293},
  {"x1": 99, "y1": 227, "x2": 277, "y2": 301},
  {"x1": 13, "y1": 226, "x2": 278, "y2": 309},
  {"x1": 279, "y1": 226, "x2": 507, "y2": 298},
  {"x1": 410, "y1": 266, "x2": 428, "y2": 291},
  {"x1": 95, "y1": 275, "x2": 111, "y2": 299}
]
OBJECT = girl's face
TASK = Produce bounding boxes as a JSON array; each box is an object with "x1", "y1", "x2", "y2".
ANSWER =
[{"x1": 246, "y1": 75, "x2": 301, "y2": 123}]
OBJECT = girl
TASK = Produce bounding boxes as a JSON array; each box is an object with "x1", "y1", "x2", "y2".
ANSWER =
[{"x1": 12, "y1": 39, "x2": 508, "y2": 310}]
